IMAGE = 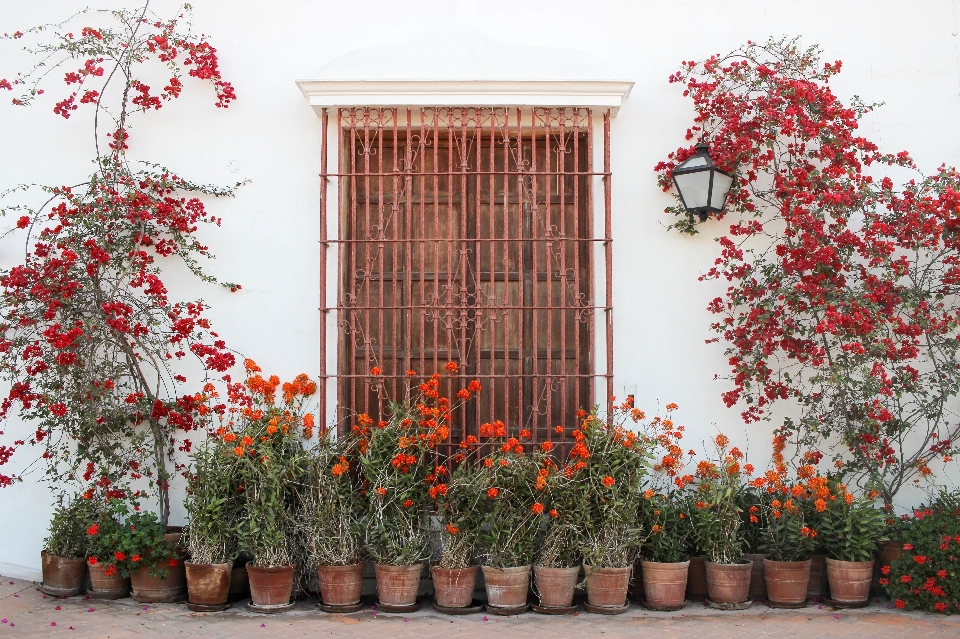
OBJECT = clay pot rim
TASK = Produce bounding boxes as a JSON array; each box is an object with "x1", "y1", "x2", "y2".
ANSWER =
[
  {"x1": 317, "y1": 562, "x2": 365, "y2": 569},
  {"x1": 482, "y1": 564, "x2": 531, "y2": 573},
  {"x1": 431, "y1": 565, "x2": 478, "y2": 573},
  {"x1": 825, "y1": 557, "x2": 874, "y2": 566},
  {"x1": 762, "y1": 558, "x2": 812, "y2": 567},
  {"x1": 247, "y1": 564, "x2": 295, "y2": 572},
  {"x1": 375, "y1": 563, "x2": 423, "y2": 570},
  {"x1": 42, "y1": 550, "x2": 87, "y2": 561},
  {"x1": 184, "y1": 561, "x2": 231, "y2": 568},
  {"x1": 583, "y1": 563, "x2": 633, "y2": 571},
  {"x1": 704, "y1": 560, "x2": 752, "y2": 566},
  {"x1": 640, "y1": 559, "x2": 691, "y2": 568},
  {"x1": 533, "y1": 564, "x2": 581, "y2": 572}
]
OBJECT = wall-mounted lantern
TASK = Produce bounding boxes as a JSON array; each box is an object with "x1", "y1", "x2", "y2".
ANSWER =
[{"x1": 671, "y1": 142, "x2": 733, "y2": 221}]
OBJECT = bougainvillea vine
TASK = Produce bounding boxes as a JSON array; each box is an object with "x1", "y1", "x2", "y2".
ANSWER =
[
  {"x1": 656, "y1": 37, "x2": 960, "y2": 503},
  {"x1": 0, "y1": 2, "x2": 239, "y2": 524}
]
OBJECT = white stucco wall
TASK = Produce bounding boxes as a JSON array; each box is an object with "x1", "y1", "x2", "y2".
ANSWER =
[{"x1": 1, "y1": 0, "x2": 959, "y2": 577}]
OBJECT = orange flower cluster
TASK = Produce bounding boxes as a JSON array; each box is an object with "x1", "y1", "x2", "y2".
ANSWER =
[
  {"x1": 331, "y1": 455, "x2": 350, "y2": 477},
  {"x1": 479, "y1": 420, "x2": 508, "y2": 438},
  {"x1": 499, "y1": 437, "x2": 523, "y2": 454},
  {"x1": 647, "y1": 406, "x2": 694, "y2": 488},
  {"x1": 281, "y1": 373, "x2": 317, "y2": 403},
  {"x1": 391, "y1": 452, "x2": 418, "y2": 474}
]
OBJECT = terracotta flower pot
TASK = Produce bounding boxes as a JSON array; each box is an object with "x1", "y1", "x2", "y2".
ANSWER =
[
  {"x1": 826, "y1": 558, "x2": 873, "y2": 605},
  {"x1": 431, "y1": 565, "x2": 478, "y2": 608},
  {"x1": 87, "y1": 560, "x2": 130, "y2": 599},
  {"x1": 185, "y1": 562, "x2": 231, "y2": 606},
  {"x1": 229, "y1": 565, "x2": 249, "y2": 601},
  {"x1": 763, "y1": 558, "x2": 810, "y2": 606},
  {"x1": 686, "y1": 556, "x2": 709, "y2": 599},
  {"x1": 317, "y1": 564, "x2": 365, "y2": 606},
  {"x1": 533, "y1": 565, "x2": 580, "y2": 608},
  {"x1": 641, "y1": 560, "x2": 689, "y2": 610},
  {"x1": 875, "y1": 540, "x2": 904, "y2": 593},
  {"x1": 584, "y1": 564, "x2": 632, "y2": 608},
  {"x1": 879, "y1": 540, "x2": 904, "y2": 567},
  {"x1": 743, "y1": 553, "x2": 767, "y2": 598},
  {"x1": 247, "y1": 565, "x2": 295, "y2": 606},
  {"x1": 704, "y1": 560, "x2": 752, "y2": 604},
  {"x1": 807, "y1": 554, "x2": 828, "y2": 599},
  {"x1": 41, "y1": 552, "x2": 87, "y2": 597},
  {"x1": 375, "y1": 563, "x2": 422, "y2": 606},
  {"x1": 482, "y1": 565, "x2": 531, "y2": 609},
  {"x1": 130, "y1": 558, "x2": 187, "y2": 603}
]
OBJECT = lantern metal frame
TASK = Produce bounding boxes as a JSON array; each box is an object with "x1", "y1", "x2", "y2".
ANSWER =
[{"x1": 670, "y1": 142, "x2": 733, "y2": 222}]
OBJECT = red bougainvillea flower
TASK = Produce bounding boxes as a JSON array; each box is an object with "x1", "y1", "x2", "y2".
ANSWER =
[
  {"x1": 601, "y1": 475, "x2": 615, "y2": 487},
  {"x1": 487, "y1": 487, "x2": 499, "y2": 499},
  {"x1": 369, "y1": 367, "x2": 382, "y2": 376},
  {"x1": 531, "y1": 502, "x2": 544, "y2": 515}
]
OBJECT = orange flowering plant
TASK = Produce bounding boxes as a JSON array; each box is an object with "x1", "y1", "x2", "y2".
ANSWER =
[
  {"x1": 536, "y1": 437, "x2": 588, "y2": 569},
  {"x1": 182, "y1": 433, "x2": 242, "y2": 566},
  {"x1": 567, "y1": 402, "x2": 653, "y2": 568},
  {"x1": 637, "y1": 403, "x2": 694, "y2": 564},
  {"x1": 359, "y1": 363, "x2": 481, "y2": 566},
  {"x1": 688, "y1": 433, "x2": 747, "y2": 564},
  {"x1": 291, "y1": 429, "x2": 366, "y2": 568},
  {"x1": 744, "y1": 437, "x2": 818, "y2": 561},
  {"x1": 475, "y1": 422, "x2": 543, "y2": 568},
  {"x1": 431, "y1": 444, "x2": 486, "y2": 569},
  {"x1": 812, "y1": 477, "x2": 884, "y2": 563},
  {"x1": 228, "y1": 360, "x2": 314, "y2": 568}
]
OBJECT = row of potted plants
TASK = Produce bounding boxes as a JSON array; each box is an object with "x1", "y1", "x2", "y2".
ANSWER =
[{"x1": 38, "y1": 363, "x2": 913, "y2": 614}]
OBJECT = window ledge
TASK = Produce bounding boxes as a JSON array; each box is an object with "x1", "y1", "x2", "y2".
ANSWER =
[{"x1": 295, "y1": 79, "x2": 634, "y2": 117}]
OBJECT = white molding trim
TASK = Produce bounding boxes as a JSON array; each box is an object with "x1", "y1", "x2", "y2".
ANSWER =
[{"x1": 295, "y1": 80, "x2": 634, "y2": 116}]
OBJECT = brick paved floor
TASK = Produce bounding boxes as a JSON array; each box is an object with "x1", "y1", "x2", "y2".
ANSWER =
[{"x1": 2, "y1": 574, "x2": 959, "y2": 639}]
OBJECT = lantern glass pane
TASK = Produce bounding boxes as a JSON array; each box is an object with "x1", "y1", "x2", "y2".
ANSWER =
[
  {"x1": 674, "y1": 170, "x2": 711, "y2": 210},
  {"x1": 677, "y1": 155, "x2": 708, "y2": 170},
  {"x1": 710, "y1": 171, "x2": 733, "y2": 210}
]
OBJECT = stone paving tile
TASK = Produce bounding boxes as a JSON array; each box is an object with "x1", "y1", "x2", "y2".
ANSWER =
[{"x1": 2, "y1": 575, "x2": 959, "y2": 639}]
